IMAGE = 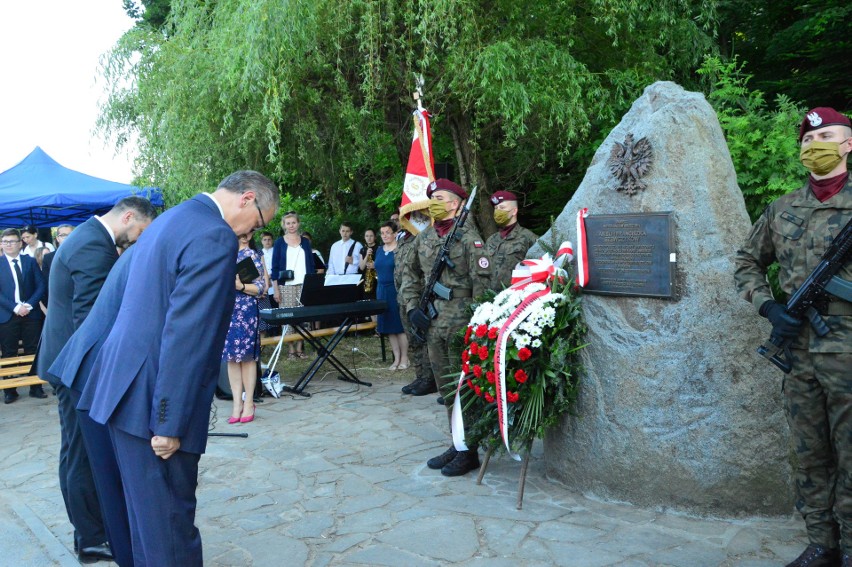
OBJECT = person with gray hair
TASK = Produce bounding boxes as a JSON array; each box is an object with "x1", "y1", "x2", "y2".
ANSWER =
[{"x1": 79, "y1": 170, "x2": 278, "y2": 565}]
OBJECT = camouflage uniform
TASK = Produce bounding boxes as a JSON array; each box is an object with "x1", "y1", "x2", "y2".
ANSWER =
[
  {"x1": 734, "y1": 175, "x2": 852, "y2": 552},
  {"x1": 484, "y1": 224, "x2": 538, "y2": 291},
  {"x1": 401, "y1": 223, "x2": 491, "y2": 422},
  {"x1": 394, "y1": 232, "x2": 433, "y2": 387}
]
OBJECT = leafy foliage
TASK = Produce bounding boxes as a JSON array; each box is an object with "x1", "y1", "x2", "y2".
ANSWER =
[
  {"x1": 98, "y1": 0, "x2": 719, "y2": 239},
  {"x1": 697, "y1": 56, "x2": 806, "y2": 221}
]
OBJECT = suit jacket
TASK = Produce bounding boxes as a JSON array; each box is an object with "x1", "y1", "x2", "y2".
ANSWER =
[
  {"x1": 37, "y1": 218, "x2": 119, "y2": 386},
  {"x1": 41, "y1": 251, "x2": 54, "y2": 306},
  {"x1": 84, "y1": 195, "x2": 237, "y2": 454},
  {"x1": 0, "y1": 253, "x2": 45, "y2": 324},
  {"x1": 47, "y1": 250, "x2": 134, "y2": 396}
]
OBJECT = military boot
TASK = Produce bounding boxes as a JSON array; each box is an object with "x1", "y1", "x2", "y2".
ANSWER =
[
  {"x1": 441, "y1": 448, "x2": 480, "y2": 477},
  {"x1": 409, "y1": 377, "x2": 438, "y2": 396},
  {"x1": 785, "y1": 545, "x2": 840, "y2": 567},
  {"x1": 401, "y1": 377, "x2": 421, "y2": 394},
  {"x1": 426, "y1": 446, "x2": 457, "y2": 469}
]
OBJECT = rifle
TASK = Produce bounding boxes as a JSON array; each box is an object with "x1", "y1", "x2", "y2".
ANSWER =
[
  {"x1": 757, "y1": 216, "x2": 852, "y2": 373},
  {"x1": 410, "y1": 186, "x2": 478, "y2": 343}
]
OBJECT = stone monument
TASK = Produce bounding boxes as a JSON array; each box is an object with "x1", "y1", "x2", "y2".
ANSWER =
[{"x1": 535, "y1": 81, "x2": 793, "y2": 515}]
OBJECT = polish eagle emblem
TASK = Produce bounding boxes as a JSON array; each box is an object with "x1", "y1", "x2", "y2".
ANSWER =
[{"x1": 607, "y1": 134, "x2": 653, "y2": 196}]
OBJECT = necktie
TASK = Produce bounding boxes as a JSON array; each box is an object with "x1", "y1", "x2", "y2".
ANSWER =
[{"x1": 12, "y1": 258, "x2": 23, "y2": 283}]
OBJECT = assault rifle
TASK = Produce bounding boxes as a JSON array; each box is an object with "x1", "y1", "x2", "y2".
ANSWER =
[
  {"x1": 409, "y1": 185, "x2": 478, "y2": 343},
  {"x1": 757, "y1": 216, "x2": 852, "y2": 373}
]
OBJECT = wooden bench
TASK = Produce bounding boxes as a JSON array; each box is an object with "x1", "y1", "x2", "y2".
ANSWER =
[
  {"x1": 259, "y1": 321, "x2": 377, "y2": 347},
  {"x1": 0, "y1": 354, "x2": 47, "y2": 389}
]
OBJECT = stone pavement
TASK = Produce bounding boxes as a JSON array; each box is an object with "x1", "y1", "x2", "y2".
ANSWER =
[{"x1": 0, "y1": 354, "x2": 807, "y2": 566}]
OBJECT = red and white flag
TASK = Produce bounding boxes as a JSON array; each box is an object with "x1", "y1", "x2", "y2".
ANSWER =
[{"x1": 398, "y1": 108, "x2": 434, "y2": 235}]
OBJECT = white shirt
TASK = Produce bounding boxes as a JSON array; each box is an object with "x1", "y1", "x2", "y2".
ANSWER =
[
  {"x1": 326, "y1": 239, "x2": 362, "y2": 275},
  {"x1": 202, "y1": 192, "x2": 225, "y2": 218},
  {"x1": 262, "y1": 247, "x2": 275, "y2": 295},
  {"x1": 20, "y1": 239, "x2": 55, "y2": 256},
  {"x1": 284, "y1": 244, "x2": 307, "y2": 286},
  {"x1": 94, "y1": 216, "x2": 117, "y2": 245},
  {"x1": 4, "y1": 254, "x2": 24, "y2": 307}
]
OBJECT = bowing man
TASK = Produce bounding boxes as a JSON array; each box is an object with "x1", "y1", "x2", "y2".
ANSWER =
[{"x1": 81, "y1": 171, "x2": 279, "y2": 566}]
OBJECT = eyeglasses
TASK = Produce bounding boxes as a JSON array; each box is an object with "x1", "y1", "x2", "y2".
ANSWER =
[
  {"x1": 57, "y1": 232, "x2": 71, "y2": 239},
  {"x1": 1, "y1": 240, "x2": 21, "y2": 245},
  {"x1": 254, "y1": 200, "x2": 266, "y2": 230}
]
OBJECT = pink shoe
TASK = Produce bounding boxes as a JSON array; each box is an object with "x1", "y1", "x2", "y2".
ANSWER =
[
  {"x1": 227, "y1": 416, "x2": 240, "y2": 424},
  {"x1": 240, "y1": 405, "x2": 255, "y2": 423}
]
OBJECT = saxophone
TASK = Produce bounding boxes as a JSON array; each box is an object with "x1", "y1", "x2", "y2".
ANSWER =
[{"x1": 363, "y1": 247, "x2": 377, "y2": 293}]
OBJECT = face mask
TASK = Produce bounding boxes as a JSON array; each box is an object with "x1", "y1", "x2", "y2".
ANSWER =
[
  {"x1": 429, "y1": 199, "x2": 450, "y2": 221},
  {"x1": 800, "y1": 140, "x2": 848, "y2": 175},
  {"x1": 493, "y1": 208, "x2": 513, "y2": 227}
]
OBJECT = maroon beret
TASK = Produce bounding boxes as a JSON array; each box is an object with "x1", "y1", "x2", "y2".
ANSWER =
[
  {"x1": 489, "y1": 191, "x2": 517, "y2": 205},
  {"x1": 799, "y1": 107, "x2": 851, "y2": 141},
  {"x1": 427, "y1": 178, "x2": 468, "y2": 200}
]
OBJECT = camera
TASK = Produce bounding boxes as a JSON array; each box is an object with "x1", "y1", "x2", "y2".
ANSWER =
[{"x1": 280, "y1": 269, "x2": 295, "y2": 282}]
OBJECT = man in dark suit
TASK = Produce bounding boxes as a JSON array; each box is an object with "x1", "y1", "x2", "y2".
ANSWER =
[
  {"x1": 82, "y1": 171, "x2": 279, "y2": 566},
  {"x1": 0, "y1": 228, "x2": 46, "y2": 403},
  {"x1": 38, "y1": 197, "x2": 156, "y2": 565}
]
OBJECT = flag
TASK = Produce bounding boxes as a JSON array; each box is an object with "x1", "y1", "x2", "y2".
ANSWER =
[{"x1": 398, "y1": 108, "x2": 434, "y2": 235}]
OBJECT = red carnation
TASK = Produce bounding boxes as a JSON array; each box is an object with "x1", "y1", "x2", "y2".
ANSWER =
[
  {"x1": 462, "y1": 362, "x2": 470, "y2": 373},
  {"x1": 484, "y1": 392, "x2": 495, "y2": 403},
  {"x1": 514, "y1": 369, "x2": 528, "y2": 383},
  {"x1": 488, "y1": 327, "x2": 498, "y2": 340},
  {"x1": 473, "y1": 365, "x2": 483, "y2": 378},
  {"x1": 469, "y1": 341, "x2": 478, "y2": 353},
  {"x1": 461, "y1": 349, "x2": 470, "y2": 363},
  {"x1": 507, "y1": 391, "x2": 519, "y2": 403},
  {"x1": 486, "y1": 371, "x2": 495, "y2": 384},
  {"x1": 478, "y1": 345, "x2": 489, "y2": 360},
  {"x1": 466, "y1": 378, "x2": 474, "y2": 390},
  {"x1": 475, "y1": 324, "x2": 488, "y2": 338},
  {"x1": 474, "y1": 385, "x2": 482, "y2": 396},
  {"x1": 518, "y1": 347, "x2": 532, "y2": 361},
  {"x1": 464, "y1": 326, "x2": 473, "y2": 344}
]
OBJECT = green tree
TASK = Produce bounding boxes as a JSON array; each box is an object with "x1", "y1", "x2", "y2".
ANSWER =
[{"x1": 99, "y1": 0, "x2": 718, "y2": 236}]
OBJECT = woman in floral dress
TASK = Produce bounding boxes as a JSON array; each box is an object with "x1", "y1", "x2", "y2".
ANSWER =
[{"x1": 222, "y1": 232, "x2": 266, "y2": 423}]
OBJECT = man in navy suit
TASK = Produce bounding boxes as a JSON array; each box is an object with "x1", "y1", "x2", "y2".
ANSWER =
[
  {"x1": 38, "y1": 197, "x2": 156, "y2": 565},
  {"x1": 0, "y1": 228, "x2": 46, "y2": 403},
  {"x1": 82, "y1": 170, "x2": 279, "y2": 566}
]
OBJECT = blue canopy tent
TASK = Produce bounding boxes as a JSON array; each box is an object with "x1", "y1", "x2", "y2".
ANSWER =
[{"x1": 0, "y1": 146, "x2": 163, "y2": 227}]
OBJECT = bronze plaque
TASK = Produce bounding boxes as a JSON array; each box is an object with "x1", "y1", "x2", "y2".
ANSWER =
[{"x1": 583, "y1": 212, "x2": 675, "y2": 298}]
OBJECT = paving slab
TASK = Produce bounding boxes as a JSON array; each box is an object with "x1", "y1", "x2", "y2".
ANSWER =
[{"x1": 0, "y1": 359, "x2": 809, "y2": 566}]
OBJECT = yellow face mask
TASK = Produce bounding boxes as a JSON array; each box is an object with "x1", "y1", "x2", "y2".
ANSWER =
[
  {"x1": 800, "y1": 140, "x2": 848, "y2": 175},
  {"x1": 493, "y1": 208, "x2": 513, "y2": 227},
  {"x1": 428, "y1": 199, "x2": 450, "y2": 221}
]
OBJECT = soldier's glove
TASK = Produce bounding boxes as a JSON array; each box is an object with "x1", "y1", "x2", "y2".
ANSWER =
[
  {"x1": 408, "y1": 308, "x2": 431, "y2": 331},
  {"x1": 759, "y1": 300, "x2": 803, "y2": 340}
]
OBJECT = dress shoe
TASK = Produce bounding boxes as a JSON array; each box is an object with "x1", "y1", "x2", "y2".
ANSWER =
[
  {"x1": 409, "y1": 378, "x2": 438, "y2": 396},
  {"x1": 785, "y1": 544, "x2": 839, "y2": 567},
  {"x1": 436, "y1": 395, "x2": 445, "y2": 405},
  {"x1": 240, "y1": 404, "x2": 255, "y2": 423},
  {"x1": 227, "y1": 416, "x2": 241, "y2": 424},
  {"x1": 401, "y1": 378, "x2": 420, "y2": 394},
  {"x1": 427, "y1": 446, "x2": 458, "y2": 470},
  {"x1": 29, "y1": 386, "x2": 47, "y2": 399},
  {"x1": 441, "y1": 449, "x2": 481, "y2": 477},
  {"x1": 78, "y1": 542, "x2": 113, "y2": 564},
  {"x1": 4, "y1": 391, "x2": 19, "y2": 404}
]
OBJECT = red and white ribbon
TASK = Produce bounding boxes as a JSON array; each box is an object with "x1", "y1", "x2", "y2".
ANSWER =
[
  {"x1": 508, "y1": 242, "x2": 574, "y2": 289},
  {"x1": 575, "y1": 208, "x2": 590, "y2": 287}
]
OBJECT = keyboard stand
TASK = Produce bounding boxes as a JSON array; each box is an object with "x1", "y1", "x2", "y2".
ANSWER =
[{"x1": 282, "y1": 315, "x2": 373, "y2": 397}]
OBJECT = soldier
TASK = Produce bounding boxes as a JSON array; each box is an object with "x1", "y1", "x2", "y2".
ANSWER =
[
  {"x1": 395, "y1": 224, "x2": 436, "y2": 397},
  {"x1": 734, "y1": 107, "x2": 852, "y2": 567},
  {"x1": 401, "y1": 179, "x2": 491, "y2": 476},
  {"x1": 484, "y1": 190, "x2": 538, "y2": 290}
]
